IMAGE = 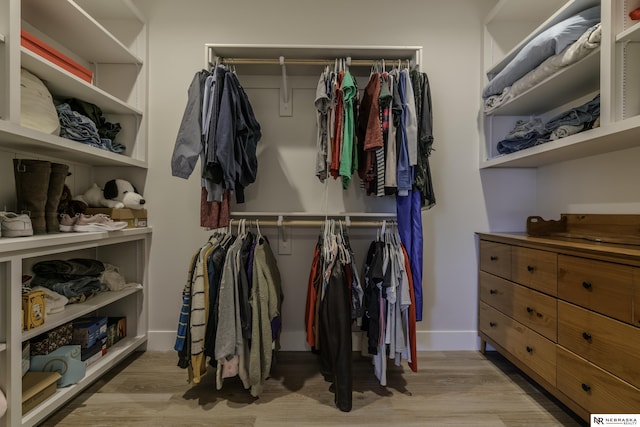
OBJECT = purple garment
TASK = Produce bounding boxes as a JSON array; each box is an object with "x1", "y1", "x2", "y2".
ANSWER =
[{"x1": 396, "y1": 190, "x2": 423, "y2": 321}]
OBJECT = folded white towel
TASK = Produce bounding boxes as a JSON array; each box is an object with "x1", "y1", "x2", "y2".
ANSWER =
[{"x1": 32, "y1": 286, "x2": 69, "y2": 314}]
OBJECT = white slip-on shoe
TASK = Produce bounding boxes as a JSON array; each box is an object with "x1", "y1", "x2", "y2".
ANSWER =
[
  {"x1": 73, "y1": 213, "x2": 128, "y2": 232},
  {"x1": 0, "y1": 212, "x2": 34, "y2": 237}
]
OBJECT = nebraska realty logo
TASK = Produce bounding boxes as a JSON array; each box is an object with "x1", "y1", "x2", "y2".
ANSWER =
[{"x1": 592, "y1": 414, "x2": 639, "y2": 426}]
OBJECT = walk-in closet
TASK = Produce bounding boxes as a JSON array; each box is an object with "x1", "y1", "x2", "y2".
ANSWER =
[{"x1": 1, "y1": 0, "x2": 638, "y2": 425}]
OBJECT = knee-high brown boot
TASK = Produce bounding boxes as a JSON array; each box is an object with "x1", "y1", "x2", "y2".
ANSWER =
[
  {"x1": 13, "y1": 159, "x2": 51, "y2": 235},
  {"x1": 46, "y1": 162, "x2": 70, "y2": 233}
]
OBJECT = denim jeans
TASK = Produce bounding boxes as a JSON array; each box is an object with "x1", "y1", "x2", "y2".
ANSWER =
[
  {"x1": 497, "y1": 131, "x2": 549, "y2": 154},
  {"x1": 31, "y1": 275, "x2": 103, "y2": 299},
  {"x1": 545, "y1": 94, "x2": 600, "y2": 132}
]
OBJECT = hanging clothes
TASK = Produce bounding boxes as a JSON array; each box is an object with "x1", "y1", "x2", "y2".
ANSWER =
[
  {"x1": 360, "y1": 221, "x2": 418, "y2": 385},
  {"x1": 174, "y1": 221, "x2": 283, "y2": 397},
  {"x1": 411, "y1": 69, "x2": 435, "y2": 209},
  {"x1": 171, "y1": 65, "x2": 262, "y2": 228},
  {"x1": 304, "y1": 220, "x2": 363, "y2": 412},
  {"x1": 305, "y1": 220, "x2": 414, "y2": 410},
  {"x1": 339, "y1": 70, "x2": 358, "y2": 189}
]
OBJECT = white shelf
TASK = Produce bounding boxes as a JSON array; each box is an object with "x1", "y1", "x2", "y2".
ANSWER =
[
  {"x1": 21, "y1": 49, "x2": 142, "y2": 116},
  {"x1": 22, "y1": 287, "x2": 143, "y2": 341},
  {"x1": 485, "y1": 0, "x2": 569, "y2": 25},
  {"x1": 617, "y1": 20, "x2": 640, "y2": 42},
  {"x1": 21, "y1": 0, "x2": 142, "y2": 65},
  {"x1": 0, "y1": 119, "x2": 147, "y2": 167},
  {"x1": 485, "y1": 49, "x2": 600, "y2": 116},
  {"x1": 73, "y1": 0, "x2": 145, "y2": 22},
  {"x1": 21, "y1": 335, "x2": 147, "y2": 427},
  {"x1": 0, "y1": 343, "x2": 6, "y2": 352},
  {"x1": 0, "y1": 227, "x2": 151, "y2": 256},
  {"x1": 480, "y1": 116, "x2": 640, "y2": 168}
]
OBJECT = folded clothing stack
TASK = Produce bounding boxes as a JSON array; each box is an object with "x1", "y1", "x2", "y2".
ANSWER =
[
  {"x1": 497, "y1": 94, "x2": 600, "y2": 155},
  {"x1": 30, "y1": 258, "x2": 106, "y2": 304}
]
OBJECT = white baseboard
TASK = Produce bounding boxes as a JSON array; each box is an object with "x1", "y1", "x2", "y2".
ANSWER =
[{"x1": 147, "y1": 330, "x2": 482, "y2": 352}]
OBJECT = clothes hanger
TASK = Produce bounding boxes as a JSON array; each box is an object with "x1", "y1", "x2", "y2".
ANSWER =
[{"x1": 256, "y1": 219, "x2": 262, "y2": 241}]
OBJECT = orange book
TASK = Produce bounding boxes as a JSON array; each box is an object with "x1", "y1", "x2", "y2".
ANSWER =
[{"x1": 21, "y1": 29, "x2": 93, "y2": 84}]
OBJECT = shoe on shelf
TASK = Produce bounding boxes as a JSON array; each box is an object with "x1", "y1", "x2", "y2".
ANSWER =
[
  {"x1": 59, "y1": 213, "x2": 79, "y2": 232},
  {"x1": 73, "y1": 213, "x2": 128, "y2": 232},
  {"x1": 0, "y1": 212, "x2": 34, "y2": 237}
]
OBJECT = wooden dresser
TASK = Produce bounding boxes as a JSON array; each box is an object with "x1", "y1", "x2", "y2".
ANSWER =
[{"x1": 477, "y1": 231, "x2": 640, "y2": 421}]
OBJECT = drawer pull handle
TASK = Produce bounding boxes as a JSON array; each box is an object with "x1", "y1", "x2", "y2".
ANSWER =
[
  {"x1": 581, "y1": 383, "x2": 591, "y2": 393},
  {"x1": 536, "y1": 312, "x2": 543, "y2": 318},
  {"x1": 526, "y1": 346, "x2": 533, "y2": 353},
  {"x1": 489, "y1": 289, "x2": 497, "y2": 295},
  {"x1": 582, "y1": 281, "x2": 592, "y2": 290},
  {"x1": 490, "y1": 256, "x2": 498, "y2": 261},
  {"x1": 489, "y1": 322, "x2": 497, "y2": 327},
  {"x1": 582, "y1": 332, "x2": 592, "y2": 341},
  {"x1": 527, "y1": 265, "x2": 534, "y2": 272},
  {"x1": 526, "y1": 307, "x2": 533, "y2": 314}
]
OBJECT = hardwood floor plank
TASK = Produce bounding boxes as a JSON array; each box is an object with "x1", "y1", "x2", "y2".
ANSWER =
[{"x1": 41, "y1": 351, "x2": 586, "y2": 427}]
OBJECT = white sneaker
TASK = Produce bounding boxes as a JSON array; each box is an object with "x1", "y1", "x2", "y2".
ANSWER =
[
  {"x1": 73, "y1": 213, "x2": 128, "y2": 232},
  {"x1": 0, "y1": 212, "x2": 34, "y2": 237}
]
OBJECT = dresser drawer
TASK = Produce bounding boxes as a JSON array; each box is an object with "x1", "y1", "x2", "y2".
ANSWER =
[
  {"x1": 558, "y1": 301, "x2": 640, "y2": 389},
  {"x1": 479, "y1": 240, "x2": 511, "y2": 279},
  {"x1": 558, "y1": 255, "x2": 634, "y2": 324},
  {"x1": 479, "y1": 301, "x2": 514, "y2": 349},
  {"x1": 557, "y1": 346, "x2": 640, "y2": 415},
  {"x1": 479, "y1": 271, "x2": 557, "y2": 341},
  {"x1": 635, "y1": 269, "x2": 640, "y2": 328},
  {"x1": 512, "y1": 246, "x2": 557, "y2": 296},
  {"x1": 479, "y1": 302, "x2": 556, "y2": 386}
]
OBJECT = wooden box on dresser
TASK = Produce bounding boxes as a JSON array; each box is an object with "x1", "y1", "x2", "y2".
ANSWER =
[
  {"x1": 477, "y1": 232, "x2": 640, "y2": 421},
  {"x1": 0, "y1": 1, "x2": 149, "y2": 426}
]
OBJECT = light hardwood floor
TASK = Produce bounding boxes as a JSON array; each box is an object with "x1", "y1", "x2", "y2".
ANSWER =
[{"x1": 42, "y1": 351, "x2": 586, "y2": 426}]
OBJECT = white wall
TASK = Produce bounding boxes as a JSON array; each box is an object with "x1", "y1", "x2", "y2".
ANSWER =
[
  {"x1": 135, "y1": 0, "x2": 498, "y2": 352},
  {"x1": 536, "y1": 146, "x2": 640, "y2": 216}
]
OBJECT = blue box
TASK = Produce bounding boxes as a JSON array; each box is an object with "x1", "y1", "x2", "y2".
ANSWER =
[
  {"x1": 72, "y1": 317, "x2": 107, "y2": 349},
  {"x1": 30, "y1": 345, "x2": 86, "y2": 388}
]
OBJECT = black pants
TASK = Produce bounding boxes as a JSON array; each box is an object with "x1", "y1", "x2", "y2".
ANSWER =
[{"x1": 319, "y1": 261, "x2": 352, "y2": 412}]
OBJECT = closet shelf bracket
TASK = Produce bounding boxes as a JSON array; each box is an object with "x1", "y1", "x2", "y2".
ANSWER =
[{"x1": 279, "y1": 56, "x2": 292, "y2": 117}]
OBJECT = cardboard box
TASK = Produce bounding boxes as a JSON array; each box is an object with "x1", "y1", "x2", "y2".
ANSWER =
[
  {"x1": 31, "y1": 322, "x2": 73, "y2": 356},
  {"x1": 22, "y1": 371, "x2": 61, "y2": 414},
  {"x1": 72, "y1": 317, "x2": 107, "y2": 348},
  {"x1": 20, "y1": 29, "x2": 93, "y2": 83},
  {"x1": 83, "y1": 346, "x2": 106, "y2": 368},
  {"x1": 30, "y1": 345, "x2": 86, "y2": 388},
  {"x1": 84, "y1": 208, "x2": 148, "y2": 229},
  {"x1": 106, "y1": 317, "x2": 126, "y2": 348},
  {"x1": 81, "y1": 336, "x2": 107, "y2": 362},
  {"x1": 22, "y1": 290, "x2": 46, "y2": 330}
]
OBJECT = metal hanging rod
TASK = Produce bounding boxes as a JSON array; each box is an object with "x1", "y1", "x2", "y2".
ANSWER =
[
  {"x1": 229, "y1": 212, "x2": 396, "y2": 228},
  {"x1": 230, "y1": 218, "x2": 385, "y2": 228},
  {"x1": 214, "y1": 57, "x2": 412, "y2": 67}
]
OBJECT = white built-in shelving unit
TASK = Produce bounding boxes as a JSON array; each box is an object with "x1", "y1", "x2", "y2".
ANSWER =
[
  {"x1": 480, "y1": 0, "x2": 640, "y2": 168},
  {"x1": 0, "y1": 1, "x2": 149, "y2": 426}
]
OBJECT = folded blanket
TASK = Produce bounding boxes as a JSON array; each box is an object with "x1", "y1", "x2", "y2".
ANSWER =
[
  {"x1": 483, "y1": 6, "x2": 600, "y2": 99},
  {"x1": 484, "y1": 23, "x2": 601, "y2": 112}
]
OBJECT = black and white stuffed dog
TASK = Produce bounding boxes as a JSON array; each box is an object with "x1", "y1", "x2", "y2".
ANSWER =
[{"x1": 74, "y1": 179, "x2": 146, "y2": 210}]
